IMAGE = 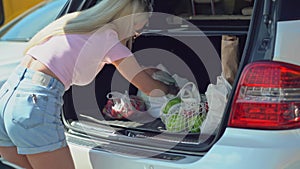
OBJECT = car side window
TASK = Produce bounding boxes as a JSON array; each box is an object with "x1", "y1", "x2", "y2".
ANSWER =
[
  {"x1": 0, "y1": 0, "x2": 67, "y2": 41},
  {"x1": 0, "y1": 0, "x2": 4, "y2": 26}
]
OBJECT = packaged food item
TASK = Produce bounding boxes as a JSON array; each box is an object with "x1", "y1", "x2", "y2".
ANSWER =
[
  {"x1": 200, "y1": 75, "x2": 231, "y2": 135},
  {"x1": 102, "y1": 91, "x2": 147, "y2": 120},
  {"x1": 138, "y1": 66, "x2": 178, "y2": 118},
  {"x1": 160, "y1": 82, "x2": 208, "y2": 133},
  {"x1": 221, "y1": 35, "x2": 240, "y2": 85}
]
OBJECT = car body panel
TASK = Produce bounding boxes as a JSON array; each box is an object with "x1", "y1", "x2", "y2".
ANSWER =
[
  {"x1": 0, "y1": 42, "x2": 26, "y2": 87},
  {"x1": 67, "y1": 128, "x2": 300, "y2": 169},
  {"x1": 68, "y1": 140, "x2": 202, "y2": 169},
  {"x1": 199, "y1": 128, "x2": 300, "y2": 169}
]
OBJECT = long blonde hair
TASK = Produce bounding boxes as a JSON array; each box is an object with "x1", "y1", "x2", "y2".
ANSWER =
[{"x1": 25, "y1": 0, "x2": 152, "y2": 52}]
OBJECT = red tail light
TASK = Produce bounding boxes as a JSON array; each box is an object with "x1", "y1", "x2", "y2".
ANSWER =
[{"x1": 228, "y1": 61, "x2": 300, "y2": 129}]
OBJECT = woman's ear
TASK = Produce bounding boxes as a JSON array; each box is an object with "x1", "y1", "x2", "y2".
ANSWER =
[
  {"x1": 134, "y1": 18, "x2": 149, "y2": 32},
  {"x1": 133, "y1": 13, "x2": 149, "y2": 31}
]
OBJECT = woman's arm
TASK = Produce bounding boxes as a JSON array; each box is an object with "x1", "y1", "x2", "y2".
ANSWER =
[{"x1": 112, "y1": 56, "x2": 178, "y2": 97}]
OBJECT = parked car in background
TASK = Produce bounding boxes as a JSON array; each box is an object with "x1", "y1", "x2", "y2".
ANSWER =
[
  {"x1": 0, "y1": 0, "x2": 300, "y2": 169},
  {"x1": 0, "y1": 0, "x2": 44, "y2": 27},
  {"x1": 0, "y1": 0, "x2": 68, "y2": 87}
]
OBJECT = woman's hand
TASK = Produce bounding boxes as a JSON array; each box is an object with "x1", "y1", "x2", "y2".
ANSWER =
[{"x1": 112, "y1": 56, "x2": 176, "y2": 97}]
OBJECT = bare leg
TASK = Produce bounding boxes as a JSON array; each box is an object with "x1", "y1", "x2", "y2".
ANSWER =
[
  {"x1": 27, "y1": 146, "x2": 75, "y2": 169},
  {"x1": 0, "y1": 146, "x2": 33, "y2": 169}
]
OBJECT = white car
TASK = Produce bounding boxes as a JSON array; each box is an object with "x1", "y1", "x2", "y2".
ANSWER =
[
  {"x1": 1, "y1": 0, "x2": 300, "y2": 169},
  {"x1": 62, "y1": 0, "x2": 300, "y2": 169}
]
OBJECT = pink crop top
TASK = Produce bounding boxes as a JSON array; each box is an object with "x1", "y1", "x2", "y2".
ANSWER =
[{"x1": 26, "y1": 29, "x2": 132, "y2": 90}]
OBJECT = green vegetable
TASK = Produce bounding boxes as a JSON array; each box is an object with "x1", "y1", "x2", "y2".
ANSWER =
[
  {"x1": 162, "y1": 97, "x2": 181, "y2": 114},
  {"x1": 166, "y1": 113, "x2": 186, "y2": 132},
  {"x1": 162, "y1": 97, "x2": 206, "y2": 133},
  {"x1": 188, "y1": 115, "x2": 205, "y2": 133}
]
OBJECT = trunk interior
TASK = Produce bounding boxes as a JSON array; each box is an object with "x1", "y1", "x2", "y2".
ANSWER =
[{"x1": 63, "y1": 0, "x2": 254, "y2": 151}]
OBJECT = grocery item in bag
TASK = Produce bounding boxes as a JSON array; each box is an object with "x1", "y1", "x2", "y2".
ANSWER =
[
  {"x1": 200, "y1": 75, "x2": 231, "y2": 135},
  {"x1": 138, "y1": 67, "x2": 178, "y2": 118},
  {"x1": 221, "y1": 35, "x2": 240, "y2": 85},
  {"x1": 160, "y1": 82, "x2": 207, "y2": 133},
  {"x1": 102, "y1": 91, "x2": 147, "y2": 120},
  {"x1": 137, "y1": 64, "x2": 190, "y2": 118}
]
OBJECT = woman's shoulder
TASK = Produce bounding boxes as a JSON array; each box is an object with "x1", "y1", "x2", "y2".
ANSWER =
[{"x1": 86, "y1": 26, "x2": 120, "y2": 44}]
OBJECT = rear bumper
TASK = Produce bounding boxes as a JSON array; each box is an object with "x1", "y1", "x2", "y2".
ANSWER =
[{"x1": 67, "y1": 128, "x2": 300, "y2": 169}]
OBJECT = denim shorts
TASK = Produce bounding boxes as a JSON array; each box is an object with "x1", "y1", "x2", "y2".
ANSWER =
[{"x1": 0, "y1": 66, "x2": 66, "y2": 154}]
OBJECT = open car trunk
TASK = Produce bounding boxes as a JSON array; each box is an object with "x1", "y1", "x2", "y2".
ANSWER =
[{"x1": 63, "y1": 0, "x2": 254, "y2": 154}]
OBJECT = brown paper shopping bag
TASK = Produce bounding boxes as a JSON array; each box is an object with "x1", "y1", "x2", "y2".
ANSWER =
[{"x1": 221, "y1": 35, "x2": 240, "y2": 85}]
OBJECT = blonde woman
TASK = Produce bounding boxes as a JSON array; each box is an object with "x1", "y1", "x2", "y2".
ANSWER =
[{"x1": 0, "y1": 0, "x2": 178, "y2": 168}]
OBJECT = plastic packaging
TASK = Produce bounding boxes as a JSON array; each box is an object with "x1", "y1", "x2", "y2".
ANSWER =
[
  {"x1": 137, "y1": 64, "x2": 189, "y2": 118},
  {"x1": 102, "y1": 91, "x2": 147, "y2": 120},
  {"x1": 200, "y1": 75, "x2": 232, "y2": 135},
  {"x1": 160, "y1": 82, "x2": 207, "y2": 133},
  {"x1": 137, "y1": 65, "x2": 178, "y2": 118}
]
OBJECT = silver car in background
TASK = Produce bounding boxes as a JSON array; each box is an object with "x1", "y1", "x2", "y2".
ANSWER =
[{"x1": 0, "y1": 0, "x2": 68, "y2": 87}]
